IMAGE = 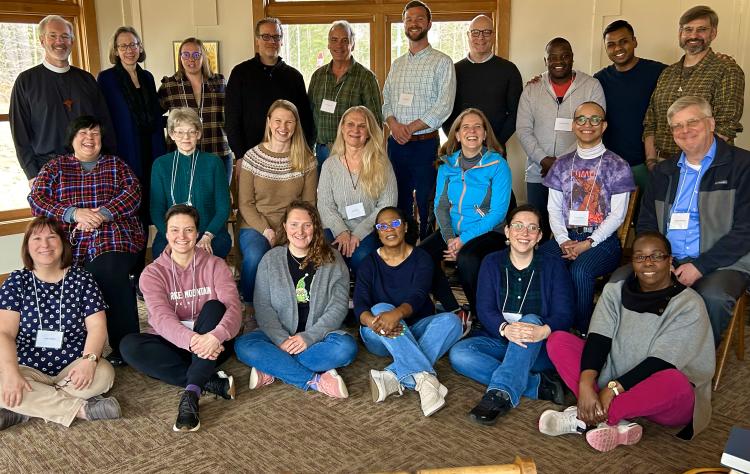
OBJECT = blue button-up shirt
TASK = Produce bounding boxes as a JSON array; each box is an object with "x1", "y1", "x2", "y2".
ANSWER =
[{"x1": 667, "y1": 139, "x2": 717, "y2": 259}]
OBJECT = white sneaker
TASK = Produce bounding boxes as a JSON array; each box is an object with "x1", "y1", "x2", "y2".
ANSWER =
[
  {"x1": 539, "y1": 405, "x2": 586, "y2": 436},
  {"x1": 369, "y1": 369, "x2": 403, "y2": 403},
  {"x1": 413, "y1": 372, "x2": 448, "y2": 417},
  {"x1": 586, "y1": 420, "x2": 642, "y2": 452}
]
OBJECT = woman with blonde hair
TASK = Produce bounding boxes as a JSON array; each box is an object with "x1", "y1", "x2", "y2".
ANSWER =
[
  {"x1": 317, "y1": 106, "x2": 397, "y2": 272},
  {"x1": 237, "y1": 100, "x2": 317, "y2": 319}
]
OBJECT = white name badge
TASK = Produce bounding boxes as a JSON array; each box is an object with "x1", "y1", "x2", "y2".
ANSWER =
[
  {"x1": 398, "y1": 93, "x2": 414, "y2": 107},
  {"x1": 320, "y1": 99, "x2": 337, "y2": 114},
  {"x1": 568, "y1": 210, "x2": 590, "y2": 226},
  {"x1": 345, "y1": 202, "x2": 366, "y2": 220},
  {"x1": 180, "y1": 320, "x2": 195, "y2": 330},
  {"x1": 502, "y1": 312, "x2": 523, "y2": 323},
  {"x1": 669, "y1": 212, "x2": 690, "y2": 230},
  {"x1": 35, "y1": 330, "x2": 63, "y2": 349},
  {"x1": 554, "y1": 118, "x2": 573, "y2": 132}
]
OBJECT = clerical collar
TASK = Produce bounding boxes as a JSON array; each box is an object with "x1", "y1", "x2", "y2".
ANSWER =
[
  {"x1": 467, "y1": 52, "x2": 493, "y2": 64},
  {"x1": 43, "y1": 59, "x2": 71, "y2": 73},
  {"x1": 577, "y1": 142, "x2": 606, "y2": 159}
]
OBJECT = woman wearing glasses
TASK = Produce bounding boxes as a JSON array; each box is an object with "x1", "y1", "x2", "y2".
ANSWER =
[
  {"x1": 150, "y1": 108, "x2": 231, "y2": 259},
  {"x1": 540, "y1": 231, "x2": 714, "y2": 451},
  {"x1": 355, "y1": 207, "x2": 462, "y2": 417},
  {"x1": 159, "y1": 38, "x2": 232, "y2": 183},
  {"x1": 539, "y1": 102, "x2": 635, "y2": 333},
  {"x1": 449, "y1": 204, "x2": 574, "y2": 425}
]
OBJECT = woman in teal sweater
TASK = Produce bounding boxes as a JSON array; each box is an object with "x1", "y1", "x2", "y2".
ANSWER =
[{"x1": 151, "y1": 108, "x2": 231, "y2": 258}]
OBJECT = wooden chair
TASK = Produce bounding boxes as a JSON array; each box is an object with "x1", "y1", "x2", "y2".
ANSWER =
[
  {"x1": 617, "y1": 186, "x2": 640, "y2": 249},
  {"x1": 713, "y1": 291, "x2": 747, "y2": 391}
]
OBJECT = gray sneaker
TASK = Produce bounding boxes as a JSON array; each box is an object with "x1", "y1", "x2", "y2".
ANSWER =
[
  {"x1": 413, "y1": 372, "x2": 448, "y2": 417},
  {"x1": 0, "y1": 408, "x2": 29, "y2": 430},
  {"x1": 84, "y1": 396, "x2": 122, "y2": 421},
  {"x1": 369, "y1": 369, "x2": 403, "y2": 402}
]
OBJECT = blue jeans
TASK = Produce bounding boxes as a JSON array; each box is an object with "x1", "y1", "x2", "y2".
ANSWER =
[
  {"x1": 152, "y1": 230, "x2": 232, "y2": 260},
  {"x1": 238, "y1": 228, "x2": 271, "y2": 303},
  {"x1": 324, "y1": 229, "x2": 381, "y2": 274},
  {"x1": 360, "y1": 303, "x2": 462, "y2": 390},
  {"x1": 449, "y1": 314, "x2": 553, "y2": 406},
  {"x1": 234, "y1": 330, "x2": 358, "y2": 389},
  {"x1": 315, "y1": 143, "x2": 331, "y2": 173}
]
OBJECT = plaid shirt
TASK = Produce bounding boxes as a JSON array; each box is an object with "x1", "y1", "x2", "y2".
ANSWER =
[
  {"x1": 29, "y1": 154, "x2": 145, "y2": 264},
  {"x1": 158, "y1": 73, "x2": 231, "y2": 158},
  {"x1": 643, "y1": 49, "x2": 745, "y2": 157},
  {"x1": 308, "y1": 59, "x2": 383, "y2": 145}
]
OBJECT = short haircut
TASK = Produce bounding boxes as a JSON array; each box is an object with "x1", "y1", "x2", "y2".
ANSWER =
[
  {"x1": 108, "y1": 26, "x2": 146, "y2": 64},
  {"x1": 255, "y1": 17, "x2": 282, "y2": 37},
  {"x1": 545, "y1": 37, "x2": 572, "y2": 53},
  {"x1": 65, "y1": 115, "x2": 104, "y2": 150},
  {"x1": 666, "y1": 96, "x2": 713, "y2": 124},
  {"x1": 403, "y1": 1, "x2": 431, "y2": 22},
  {"x1": 176, "y1": 37, "x2": 215, "y2": 80},
  {"x1": 374, "y1": 206, "x2": 418, "y2": 244},
  {"x1": 39, "y1": 15, "x2": 74, "y2": 40},
  {"x1": 165, "y1": 204, "x2": 200, "y2": 229},
  {"x1": 330, "y1": 20, "x2": 355, "y2": 42},
  {"x1": 505, "y1": 204, "x2": 542, "y2": 226},
  {"x1": 633, "y1": 230, "x2": 672, "y2": 256},
  {"x1": 603, "y1": 19, "x2": 634, "y2": 38},
  {"x1": 21, "y1": 217, "x2": 73, "y2": 271},
  {"x1": 575, "y1": 101, "x2": 607, "y2": 120},
  {"x1": 680, "y1": 5, "x2": 718, "y2": 28},
  {"x1": 167, "y1": 107, "x2": 202, "y2": 134}
]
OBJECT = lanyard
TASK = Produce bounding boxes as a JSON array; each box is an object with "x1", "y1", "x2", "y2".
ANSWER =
[
  {"x1": 501, "y1": 267, "x2": 535, "y2": 314},
  {"x1": 342, "y1": 154, "x2": 360, "y2": 190},
  {"x1": 170, "y1": 253, "x2": 197, "y2": 322},
  {"x1": 170, "y1": 150, "x2": 199, "y2": 206},
  {"x1": 31, "y1": 270, "x2": 67, "y2": 332},
  {"x1": 670, "y1": 163, "x2": 703, "y2": 217},
  {"x1": 569, "y1": 152, "x2": 604, "y2": 211},
  {"x1": 180, "y1": 79, "x2": 204, "y2": 123},
  {"x1": 323, "y1": 65, "x2": 347, "y2": 105}
]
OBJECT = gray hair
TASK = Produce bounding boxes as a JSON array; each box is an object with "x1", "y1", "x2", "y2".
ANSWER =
[
  {"x1": 167, "y1": 107, "x2": 202, "y2": 134},
  {"x1": 330, "y1": 20, "x2": 355, "y2": 42},
  {"x1": 255, "y1": 17, "x2": 282, "y2": 37},
  {"x1": 39, "y1": 15, "x2": 74, "y2": 40},
  {"x1": 667, "y1": 96, "x2": 713, "y2": 124}
]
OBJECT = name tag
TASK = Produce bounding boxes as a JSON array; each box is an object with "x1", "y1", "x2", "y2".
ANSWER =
[
  {"x1": 35, "y1": 330, "x2": 63, "y2": 349},
  {"x1": 554, "y1": 118, "x2": 573, "y2": 132},
  {"x1": 502, "y1": 312, "x2": 523, "y2": 323},
  {"x1": 398, "y1": 93, "x2": 414, "y2": 107},
  {"x1": 320, "y1": 99, "x2": 337, "y2": 114},
  {"x1": 345, "y1": 202, "x2": 366, "y2": 220},
  {"x1": 669, "y1": 212, "x2": 690, "y2": 230},
  {"x1": 568, "y1": 210, "x2": 589, "y2": 226},
  {"x1": 180, "y1": 320, "x2": 195, "y2": 330}
]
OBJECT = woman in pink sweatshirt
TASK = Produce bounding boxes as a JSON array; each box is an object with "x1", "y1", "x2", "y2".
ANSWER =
[{"x1": 120, "y1": 204, "x2": 242, "y2": 432}]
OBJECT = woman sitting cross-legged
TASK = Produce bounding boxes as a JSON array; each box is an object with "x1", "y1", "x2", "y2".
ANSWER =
[
  {"x1": 449, "y1": 204, "x2": 574, "y2": 425},
  {"x1": 234, "y1": 201, "x2": 358, "y2": 398},
  {"x1": 356, "y1": 206, "x2": 462, "y2": 417},
  {"x1": 539, "y1": 231, "x2": 714, "y2": 452},
  {"x1": 120, "y1": 205, "x2": 242, "y2": 432},
  {"x1": 0, "y1": 217, "x2": 120, "y2": 431}
]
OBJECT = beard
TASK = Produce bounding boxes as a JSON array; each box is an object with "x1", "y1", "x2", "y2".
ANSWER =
[
  {"x1": 406, "y1": 27, "x2": 428, "y2": 42},
  {"x1": 680, "y1": 37, "x2": 710, "y2": 54}
]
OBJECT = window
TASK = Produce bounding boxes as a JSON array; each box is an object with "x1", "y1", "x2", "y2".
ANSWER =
[{"x1": 390, "y1": 20, "x2": 471, "y2": 64}]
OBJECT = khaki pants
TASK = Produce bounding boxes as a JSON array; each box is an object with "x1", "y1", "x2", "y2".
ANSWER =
[{"x1": 0, "y1": 359, "x2": 115, "y2": 427}]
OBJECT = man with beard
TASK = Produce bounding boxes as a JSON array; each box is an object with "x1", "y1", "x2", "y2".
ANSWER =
[
  {"x1": 643, "y1": 5, "x2": 745, "y2": 166},
  {"x1": 382, "y1": 0, "x2": 455, "y2": 240}
]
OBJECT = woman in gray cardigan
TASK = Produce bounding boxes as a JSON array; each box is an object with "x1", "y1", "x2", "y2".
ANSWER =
[{"x1": 234, "y1": 201, "x2": 358, "y2": 398}]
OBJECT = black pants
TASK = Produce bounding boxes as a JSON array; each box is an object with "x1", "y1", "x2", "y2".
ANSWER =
[
  {"x1": 85, "y1": 251, "x2": 139, "y2": 355},
  {"x1": 120, "y1": 300, "x2": 234, "y2": 388},
  {"x1": 419, "y1": 231, "x2": 506, "y2": 312}
]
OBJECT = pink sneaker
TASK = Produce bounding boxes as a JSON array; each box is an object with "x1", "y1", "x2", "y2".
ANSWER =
[
  {"x1": 310, "y1": 369, "x2": 349, "y2": 399},
  {"x1": 248, "y1": 367, "x2": 275, "y2": 390},
  {"x1": 585, "y1": 421, "x2": 642, "y2": 452}
]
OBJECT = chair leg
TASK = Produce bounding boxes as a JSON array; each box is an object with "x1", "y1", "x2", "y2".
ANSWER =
[
  {"x1": 737, "y1": 295, "x2": 746, "y2": 361},
  {"x1": 714, "y1": 298, "x2": 742, "y2": 391}
]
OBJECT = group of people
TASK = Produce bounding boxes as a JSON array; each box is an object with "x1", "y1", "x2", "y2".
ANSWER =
[{"x1": 0, "y1": 0, "x2": 747, "y2": 455}]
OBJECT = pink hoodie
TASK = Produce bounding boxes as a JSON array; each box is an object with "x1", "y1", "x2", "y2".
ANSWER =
[{"x1": 139, "y1": 247, "x2": 242, "y2": 350}]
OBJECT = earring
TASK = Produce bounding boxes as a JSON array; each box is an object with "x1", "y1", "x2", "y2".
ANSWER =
[{"x1": 505, "y1": 239, "x2": 510, "y2": 245}]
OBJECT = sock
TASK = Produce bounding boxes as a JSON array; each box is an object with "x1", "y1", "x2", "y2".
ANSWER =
[{"x1": 186, "y1": 384, "x2": 202, "y2": 397}]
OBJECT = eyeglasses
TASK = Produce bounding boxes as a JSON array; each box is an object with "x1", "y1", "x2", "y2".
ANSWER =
[
  {"x1": 680, "y1": 26, "x2": 711, "y2": 35},
  {"x1": 116, "y1": 42, "x2": 140, "y2": 51},
  {"x1": 632, "y1": 252, "x2": 670, "y2": 263},
  {"x1": 172, "y1": 129, "x2": 199, "y2": 138},
  {"x1": 180, "y1": 51, "x2": 202, "y2": 61},
  {"x1": 669, "y1": 116, "x2": 707, "y2": 132},
  {"x1": 469, "y1": 29, "x2": 493, "y2": 38},
  {"x1": 258, "y1": 34, "x2": 283, "y2": 43},
  {"x1": 45, "y1": 33, "x2": 72, "y2": 42},
  {"x1": 375, "y1": 219, "x2": 402, "y2": 231},
  {"x1": 508, "y1": 222, "x2": 541, "y2": 233},
  {"x1": 574, "y1": 115, "x2": 604, "y2": 126}
]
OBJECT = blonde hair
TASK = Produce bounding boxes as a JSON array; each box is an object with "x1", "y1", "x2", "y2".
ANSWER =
[
  {"x1": 329, "y1": 106, "x2": 389, "y2": 199},
  {"x1": 176, "y1": 37, "x2": 214, "y2": 80},
  {"x1": 264, "y1": 100, "x2": 314, "y2": 173},
  {"x1": 440, "y1": 108, "x2": 504, "y2": 157},
  {"x1": 167, "y1": 107, "x2": 202, "y2": 134}
]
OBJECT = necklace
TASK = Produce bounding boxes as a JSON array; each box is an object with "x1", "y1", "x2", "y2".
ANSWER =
[
  {"x1": 343, "y1": 154, "x2": 360, "y2": 190},
  {"x1": 289, "y1": 250, "x2": 307, "y2": 269}
]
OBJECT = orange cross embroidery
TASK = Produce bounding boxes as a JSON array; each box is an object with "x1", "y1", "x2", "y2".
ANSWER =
[{"x1": 63, "y1": 99, "x2": 73, "y2": 111}]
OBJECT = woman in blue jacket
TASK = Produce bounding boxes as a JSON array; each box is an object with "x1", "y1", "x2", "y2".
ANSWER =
[
  {"x1": 449, "y1": 204, "x2": 574, "y2": 426},
  {"x1": 419, "y1": 108, "x2": 512, "y2": 326}
]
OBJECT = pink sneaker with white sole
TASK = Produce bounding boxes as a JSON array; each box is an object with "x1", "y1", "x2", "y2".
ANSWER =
[
  {"x1": 585, "y1": 421, "x2": 642, "y2": 452},
  {"x1": 248, "y1": 367, "x2": 275, "y2": 390},
  {"x1": 310, "y1": 369, "x2": 349, "y2": 398}
]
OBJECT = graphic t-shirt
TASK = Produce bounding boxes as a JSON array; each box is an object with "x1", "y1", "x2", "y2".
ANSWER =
[{"x1": 287, "y1": 250, "x2": 316, "y2": 334}]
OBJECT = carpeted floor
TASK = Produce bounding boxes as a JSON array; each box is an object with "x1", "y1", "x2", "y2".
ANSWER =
[{"x1": 1, "y1": 302, "x2": 748, "y2": 473}]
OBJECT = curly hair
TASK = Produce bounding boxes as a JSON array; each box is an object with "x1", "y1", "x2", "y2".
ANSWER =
[{"x1": 275, "y1": 201, "x2": 335, "y2": 269}]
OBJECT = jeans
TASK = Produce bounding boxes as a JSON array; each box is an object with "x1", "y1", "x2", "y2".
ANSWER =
[
  {"x1": 238, "y1": 228, "x2": 272, "y2": 303},
  {"x1": 234, "y1": 331, "x2": 358, "y2": 389},
  {"x1": 152, "y1": 230, "x2": 233, "y2": 260},
  {"x1": 315, "y1": 143, "x2": 331, "y2": 173},
  {"x1": 324, "y1": 229, "x2": 381, "y2": 274},
  {"x1": 449, "y1": 314, "x2": 553, "y2": 406},
  {"x1": 360, "y1": 303, "x2": 462, "y2": 389}
]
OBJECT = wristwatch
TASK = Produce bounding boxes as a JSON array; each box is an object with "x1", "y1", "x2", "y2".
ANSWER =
[
  {"x1": 607, "y1": 380, "x2": 620, "y2": 396},
  {"x1": 586, "y1": 237, "x2": 597, "y2": 248},
  {"x1": 82, "y1": 353, "x2": 98, "y2": 362}
]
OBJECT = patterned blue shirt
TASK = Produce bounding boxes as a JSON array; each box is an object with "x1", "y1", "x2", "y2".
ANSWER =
[{"x1": 382, "y1": 45, "x2": 456, "y2": 133}]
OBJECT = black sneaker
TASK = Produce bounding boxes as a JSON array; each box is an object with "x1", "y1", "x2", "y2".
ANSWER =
[
  {"x1": 204, "y1": 371, "x2": 236, "y2": 400},
  {"x1": 0, "y1": 408, "x2": 29, "y2": 430},
  {"x1": 468, "y1": 389, "x2": 512, "y2": 426},
  {"x1": 173, "y1": 390, "x2": 200, "y2": 432},
  {"x1": 105, "y1": 353, "x2": 127, "y2": 368},
  {"x1": 538, "y1": 371, "x2": 565, "y2": 405}
]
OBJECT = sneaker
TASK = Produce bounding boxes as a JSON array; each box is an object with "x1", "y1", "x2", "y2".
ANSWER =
[
  {"x1": 468, "y1": 389, "x2": 511, "y2": 425},
  {"x1": 454, "y1": 306, "x2": 473, "y2": 338},
  {"x1": 0, "y1": 408, "x2": 29, "y2": 430},
  {"x1": 84, "y1": 396, "x2": 122, "y2": 421},
  {"x1": 204, "y1": 370, "x2": 236, "y2": 400},
  {"x1": 538, "y1": 371, "x2": 565, "y2": 405},
  {"x1": 309, "y1": 369, "x2": 348, "y2": 399},
  {"x1": 173, "y1": 390, "x2": 200, "y2": 432},
  {"x1": 586, "y1": 420, "x2": 642, "y2": 452},
  {"x1": 414, "y1": 372, "x2": 448, "y2": 417},
  {"x1": 539, "y1": 405, "x2": 586, "y2": 436},
  {"x1": 248, "y1": 367, "x2": 275, "y2": 390},
  {"x1": 369, "y1": 369, "x2": 403, "y2": 403},
  {"x1": 105, "y1": 353, "x2": 127, "y2": 368}
]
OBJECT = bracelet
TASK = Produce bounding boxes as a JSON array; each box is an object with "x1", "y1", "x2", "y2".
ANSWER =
[{"x1": 499, "y1": 322, "x2": 508, "y2": 337}]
